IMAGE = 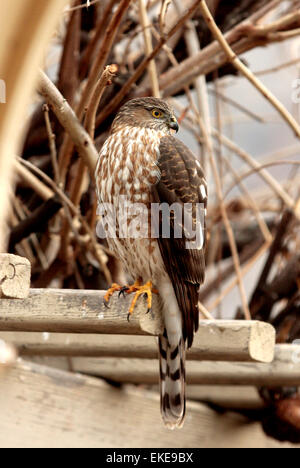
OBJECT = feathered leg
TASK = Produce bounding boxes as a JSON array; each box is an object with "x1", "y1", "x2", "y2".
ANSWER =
[
  {"x1": 158, "y1": 281, "x2": 186, "y2": 429},
  {"x1": 159, "y1": 332, "x2": 186, "y2": 429}
]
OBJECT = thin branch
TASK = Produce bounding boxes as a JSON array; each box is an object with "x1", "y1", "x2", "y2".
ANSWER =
[
  {"x1": 254, "y1": 57, "x2": 300, "y2": 76},
  {"x1": 174, "y1": 0, "x2": 212, "y2": 177},
  {"x1": 158, "y1": 1, "x2": 294, "y2": 97},
  {"x1": 211, "y1": 128, "x2": 300, "y2": 220},
  {"x1": 96, "y1": 0, "x2": 202, "y2": 127},
  {"x1": 59, "y1": 0, "x2": 132, "y2": 186},
  {"x1": 171, "y1": 97, "x2": 299, "y2": 218},
  {"x1": 70, "y1": 65, "x2": 118, "y2": 208},
  {"x1": 249, "y1": 210, "x2": 295, "y2": 319},
  {"x1": 139, "y1": 0, "x2": 160, "y2": 97},
  {"x1": 196, "y1": 109, "x2": 252, "y2": 320},
  {"x1": 242, "y1": 9, "x2": 300, "y2": 35},
  {"x1": 221, "y1": 155, "x2": 272, "y2": 243},
  {"x1": 159, "y1": 0, "x2": 172, "y2": 34},
  {"x1": 265, "y1": 28, "x2": 300, "y2": 41},
  {"x1": 198, "y1": 301, "x2": 215, "y2": 320},
  {"x1": 17, "y1": 201, "x2": 50, "y2": 271},
  {"x1": 61, "y1": 65, "x2": 118, "y2": 262},
  {"x1": 208, "y1": 88, "x2": 266, "y2": 123},
  {"x1": 198, "y1": 0, "x2": 300, "y2": 138},
  {"x1": 79, "y1": 0, "x2": 119, "y2": 79},
  {"x1": 43, "y1": 104, "x2": 59, "y2": 184},
  {"x1": 206, "y1": 242, "x2": 271, "y2": 312},
  {"x1": 16, "y1": 158, "x2": 112, "y2": 285},
  {"x1": 58, "y1": 1, "x2": 81, "y2": 107},
  {"x1": 225, "y1": 160, "x2": 300, "y2": 199},
  {"x1": 84, "y1": 64, "x2": 118, "y2": 139},
  {"x1": 9, "y1": 196, "x2": 62, "y2": 252},
  {"x1": 38, "y1": 70, "x2": 98, "y2": 180},
  {"x1": 15, "y1": 162, "x2": 53, "y2": 201},
  {"x1": 200, "y1": 238, "x2": 266, "y2": 303}
]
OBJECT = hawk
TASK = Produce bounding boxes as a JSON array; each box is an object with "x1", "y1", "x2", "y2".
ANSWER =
[{"x1": 96, "y1": 97, "x2": 207, "y2": 429}]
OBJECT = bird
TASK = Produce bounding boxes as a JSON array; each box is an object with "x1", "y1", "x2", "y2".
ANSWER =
[{"x1": 95, "y1": 97, "x2": 207, "y2": 429}]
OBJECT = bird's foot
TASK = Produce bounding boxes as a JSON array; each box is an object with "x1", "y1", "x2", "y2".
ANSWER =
[
  {"x1": 118, "y1": 279, "x2": 142, "y2": 298},
  {"x1": 103, "y1": 279, "x2": 143, "y2": 307},
  {"x1": 126, "y1": 280, "x2": 158, "y2": 322},
  {"x1": 103, "y1": 279, "x2": 158, "y2": 319},
  {"x1": 103, "y1": 283, "x2": 123, "y2": 307}
]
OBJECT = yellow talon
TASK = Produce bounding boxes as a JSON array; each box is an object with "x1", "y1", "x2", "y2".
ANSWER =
[
  {"x1": 104, "y1": 279, "x2": 142, "y2": 306},
  {"x1": 127, "y1": 280, "x2": 158, "y2": 320},
  {"x1": 104, "y1": 279, "x2": 158, "y2": 319},
  {"x1": 104, "y1": 283, "x2": 122, "y2": 305}
]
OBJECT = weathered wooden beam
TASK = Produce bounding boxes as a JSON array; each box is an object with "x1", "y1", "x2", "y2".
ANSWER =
[
  {"x1": 67, "y1": 344, "x2": 300, "y2": 387},
  {"x1": 0, "y1": 289, "x2": 163, "y2": 335},
  {"x1": 0, "y1": 288, "x2": 275, "y2": 362},
  {"x1": 0, "y1": 359, "x2": 294, "y2": 448},
  {"x1": 0, "y1": 317, "x2": 275, "y2": 362},
  {"x1": 0, "y1": 254, "x2": 31, "y2": 299}
]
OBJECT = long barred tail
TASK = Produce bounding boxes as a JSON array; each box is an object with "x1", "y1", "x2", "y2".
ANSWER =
[{"x1": 159, "y1": 330, "x2": 186, "y2": 429}]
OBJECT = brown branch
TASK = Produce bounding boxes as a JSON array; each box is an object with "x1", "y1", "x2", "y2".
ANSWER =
[
  {"x1": 43, "y1": 104, "x2": 59, "y2": 184},
  {"x1": 8, "y1": 197, "x2": 62, "y2": 251},
  {"x1": 157, "y1": 1, "x2": 297, "y2": 97},
  {"x1": 249, "y1": 210, "x2": 295, "y2": 319},
  {"x1": 198, "y1": 0, "x2": 300, "y2": 138},
  {"x1": 79, "y1": 0, "x2": 119, "y2": 80},
  {"x1": 224, "y1": 161, "x2": 300, "y2": 199},
  {"x1": 211, "y1": 129, "x2": 300, "y2": 220},
  {"x1": 138, "y1": 0, "x2": 160, "y2": 97},
  {"x1": 60, "y1": 65, "x2": 118, "y2": 262},
  {"x1": 221, "y1": 155, "x2": 272, "y2": 243},
  {"x1": 208, "y1": 88, "x2": 266, "y2": 123},
  {"x1": 200, "y1": 238, "x2": 266, "y2": 303},
  {"x1": 206, "y1": 242, "x2": 271, "y2": 312},
  {"x1": 57, "y1": 0, "x2": 81, "y2": 106},
  {"x1": 16, "y1": 158, "x2": 112, "y2": 285},
  {"x1": 194, "y1": 95, "x2": 251, "y2": 319},
  {"x1": 96, "y1": 0, "x2": 202, "y2": 127},
  {"x1": 242, "y1": 9, "x2": 300, "y2": 35},
  {"x1": 84, "y1": 64, "x2": 118, "y2": 139},
  {"x1": 38, "y1": 70, "x2": 99, "y2": 180},
  {"x1": 15, "y1": 162, "x2": 54, "y2": 201},
  {"x1": 58, "y1": 0, "x2": 132, "y2": 186}
]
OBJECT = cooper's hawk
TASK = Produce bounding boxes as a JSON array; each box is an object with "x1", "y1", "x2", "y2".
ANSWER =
[{"x1": 96, "y1": 97, "x2": 207, "y2": 429}]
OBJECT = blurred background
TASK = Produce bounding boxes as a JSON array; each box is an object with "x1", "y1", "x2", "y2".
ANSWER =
[{"x1": 0, "y1": 0, "x2": 300, "y2": 448}]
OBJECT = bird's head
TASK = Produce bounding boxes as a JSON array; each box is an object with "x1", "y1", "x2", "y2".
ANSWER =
[{"x1": 111, "y1": 97, "x2": 179, "y2": 134}]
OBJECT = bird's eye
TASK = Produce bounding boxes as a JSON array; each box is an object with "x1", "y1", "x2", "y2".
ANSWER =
[{"x1": 152, "y1": 109, "x2": 163, "y2": 119}]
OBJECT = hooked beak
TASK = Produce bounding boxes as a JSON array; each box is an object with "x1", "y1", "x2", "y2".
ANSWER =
[{"x1": 169, "y1": 116, "x2": 179, "y2": 133}]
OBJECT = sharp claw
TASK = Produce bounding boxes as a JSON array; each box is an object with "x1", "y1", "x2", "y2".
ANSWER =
[
  {"x1": 146, "y1": 308, "x2": 151, "y2": 314},
  {"x1": 127, "y1": 313, "x2": 131, "y2": 323},
  {"x1": 103, "y1": 300, "x2": 110, "y2": 309},
  {"x1": 119, "y1": 287, "x2": 128, "y2": 298}
]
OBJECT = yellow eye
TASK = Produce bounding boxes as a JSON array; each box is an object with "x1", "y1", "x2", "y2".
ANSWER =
[{"x1": 152, "y1": 109, "x2": 163, "y2": 119}]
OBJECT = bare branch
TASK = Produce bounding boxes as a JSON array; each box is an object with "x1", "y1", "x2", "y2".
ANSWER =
[
  {"x1": 139, "y1": 0, "x2": 160, "y2": 97},
  {"x1": 38, "y1": 70, "x2": 98, "y2": 180},
  {"x1": 198, "y1": 0, "x2": 300, "y2": 138}
]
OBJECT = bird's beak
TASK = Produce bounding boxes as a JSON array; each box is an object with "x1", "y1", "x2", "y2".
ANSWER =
[{"x1": 169, "y1": 116, "x2": 179, "y2": 133}]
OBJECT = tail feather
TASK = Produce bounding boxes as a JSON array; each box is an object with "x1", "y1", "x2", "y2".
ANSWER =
[{"x1": 159, "y1": 330, "x2": 186, "y2": 429}]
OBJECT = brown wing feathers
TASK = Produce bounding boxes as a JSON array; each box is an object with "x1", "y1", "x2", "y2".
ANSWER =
[{"x1": 152, "y1": 136, "x2": 207, "y2": 348}]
